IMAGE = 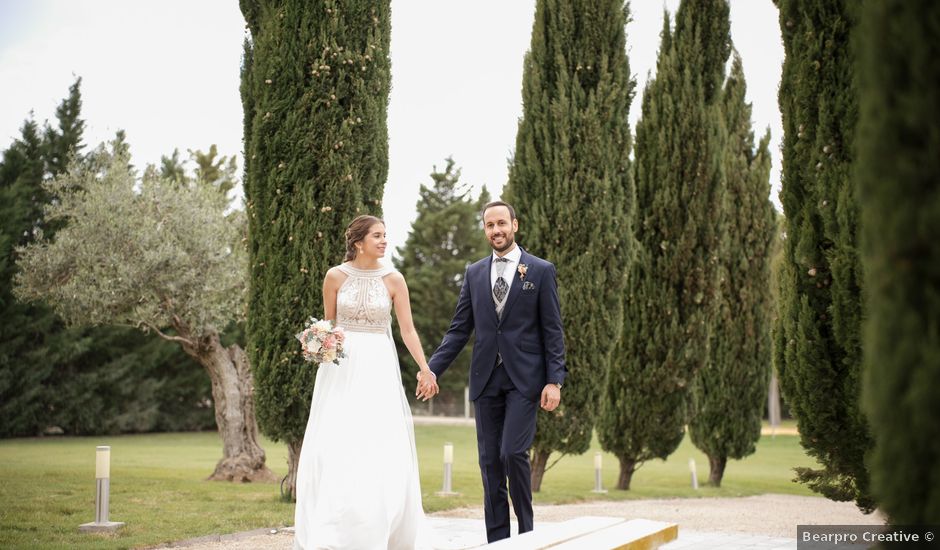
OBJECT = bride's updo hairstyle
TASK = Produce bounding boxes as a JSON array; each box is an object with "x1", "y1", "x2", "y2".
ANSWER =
[{"x1": 344, "y1": 214, "x2": 385, "y2": 261}]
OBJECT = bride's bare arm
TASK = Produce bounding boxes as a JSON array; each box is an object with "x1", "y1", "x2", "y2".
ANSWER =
[
  {"x1": 386, "y1": 272, "x2": 439, "y2": 399},
  {"x1": 322, "y1": 267, "x2": 344, "y2": 321},
  {"x1": 387, "y1": 272, "x2": 429, "y2": 369}
]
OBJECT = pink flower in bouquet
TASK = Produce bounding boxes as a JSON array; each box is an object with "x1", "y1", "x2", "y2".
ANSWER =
[{"x1": 296, "y1": 317, "x2": 347, "y2": 365}]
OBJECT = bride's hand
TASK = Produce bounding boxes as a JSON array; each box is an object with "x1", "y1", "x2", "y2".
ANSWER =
[
  {"x1": 416, "y1": 370, "x2": 437, "y2": 400},
  {"x1": 415, "y1": 370, "x2": 439, "y2": 401}
]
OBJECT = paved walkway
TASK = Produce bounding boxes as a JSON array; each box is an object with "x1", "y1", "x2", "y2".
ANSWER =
[
  {"x1": 161, "y1": 518, "x2": 797, "y2": 549},
  {"x1": 428, "y1": 518, "x2": 798, "y2": 550},
  {"x1": 663, "y1": 529, "x2": 796, "y2": 550},
  {"x1": 161, "y1": 492, "x2": 884, "y2": 549}
]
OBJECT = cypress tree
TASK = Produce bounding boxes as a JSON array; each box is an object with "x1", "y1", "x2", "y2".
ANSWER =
[
  {"x1": 43, "y1": 78, "x2": 86, "y2": 177},
  {"x1": 599, "y1": 0, "x2": 729, "y2": 490},
  {"x1": 0, "y1": 118, "x2": 52, "y2": 436},
  {"x1": 503, "y1": 0, "x2": 635, "y2": 491},
  {"x1": 241, "y1": 0, "x2": 391, "y2": 495},
  {"x1": 858, "y1": 0, "x2": 940, "y2": 524},
  {"x1": 774, "y1": 0, "x2": 872, "y2": 510},
  {"x1": 0, "y1": 85, "x2": 103, "y2": 437},
  {"x1": 190, "y1": 145, "x2": 238, "y2": 197},
  {"x1": 393, "y1": 159, "x2": 489, "y2": 412},
  {"x1": 159, "y1": 149, "x2": 187, "y2": 183},
  {"x1": 689, "y1": 55, "x2": 775, "y2": 487}
]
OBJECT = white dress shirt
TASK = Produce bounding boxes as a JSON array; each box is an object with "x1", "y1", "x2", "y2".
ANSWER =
[{"x1": 490, "y1": 244, "x2": 522, "y2": 296}]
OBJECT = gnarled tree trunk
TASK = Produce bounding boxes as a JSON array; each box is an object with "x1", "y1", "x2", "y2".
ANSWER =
[
  {"x1": 285, "y1": 439, "x2": 303, "y2": 500},
  {"x1": 180, "y1": 329, "x2": 275, "y2": 482},
  {"x1": 530, "y1": 448, "x2": 550, "y2": 492}
]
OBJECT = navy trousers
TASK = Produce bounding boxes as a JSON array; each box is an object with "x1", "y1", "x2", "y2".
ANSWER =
[{"x1": 473, "y1": 364, "x2": 538, "y2": 542}]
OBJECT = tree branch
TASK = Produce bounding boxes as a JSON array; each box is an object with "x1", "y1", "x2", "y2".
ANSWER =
[
  {"x1": 140, "y1": 321, "x2": 195, "y2": 347},
  {"x1": 544, "y1": 451, "x2": 567, "y2": 474}
]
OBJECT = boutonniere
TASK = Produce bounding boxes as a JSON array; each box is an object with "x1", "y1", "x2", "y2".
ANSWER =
[{"x1": 517, "y1": 263, "x2": 528, "y2": 281}]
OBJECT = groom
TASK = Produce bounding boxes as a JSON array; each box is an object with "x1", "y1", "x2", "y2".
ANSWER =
[{"x1": 425, "y1": 200, "x2": 567, "y2": 542}]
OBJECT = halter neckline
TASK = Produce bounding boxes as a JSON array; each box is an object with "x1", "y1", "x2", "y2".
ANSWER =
[{"x1": 339, "y1": 262, "x2": 392, "y2": 276}]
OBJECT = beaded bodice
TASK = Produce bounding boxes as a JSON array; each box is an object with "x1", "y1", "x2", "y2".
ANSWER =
[{"x1": 335, "y1": 263, "x2": 394, "y2": 334}]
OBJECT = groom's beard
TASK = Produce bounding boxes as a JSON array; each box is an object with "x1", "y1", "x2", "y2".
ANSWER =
[{"x1": 489, "y1": 233, "x2": 515, "y2": 253}]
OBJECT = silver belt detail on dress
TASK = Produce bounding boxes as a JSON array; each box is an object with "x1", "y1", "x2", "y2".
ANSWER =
[{"x1": 338, "y1": 324, "x2": 387, "y2": 334}]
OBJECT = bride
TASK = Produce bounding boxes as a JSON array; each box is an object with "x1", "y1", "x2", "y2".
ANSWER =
[{"x1": 293, "y1": 215, "x2": 440, "y2": 550}]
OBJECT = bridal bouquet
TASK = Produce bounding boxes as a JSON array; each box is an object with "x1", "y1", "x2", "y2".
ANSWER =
[{"x1": 295, "y1": 318, "x2": 346, "y2": 365}]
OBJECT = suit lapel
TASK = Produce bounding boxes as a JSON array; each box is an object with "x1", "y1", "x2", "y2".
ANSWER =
[{"x1": 498, "y1": 249, "x2": 527, "y2": 326}]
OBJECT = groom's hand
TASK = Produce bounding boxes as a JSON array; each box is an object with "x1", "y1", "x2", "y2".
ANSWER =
[{"x1": 541, "y1": 384, "x2": 561, "y2": 411}]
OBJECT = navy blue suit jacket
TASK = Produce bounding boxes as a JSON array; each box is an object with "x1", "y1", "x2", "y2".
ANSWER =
[{"x1": 428, "y1": 248, "x2": 567, "y2": 402}]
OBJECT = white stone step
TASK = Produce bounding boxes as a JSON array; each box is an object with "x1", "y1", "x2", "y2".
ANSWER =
[
  {"x1": 550, "y1": 518, "x2": 678, "y2": 550},
  {"x1": 484, "y1": 516, "x2": 626, "y2": 549}
]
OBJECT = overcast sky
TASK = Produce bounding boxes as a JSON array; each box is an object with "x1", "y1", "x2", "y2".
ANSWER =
[{"x1": 0, "y1": 0, "x2": 783, "y2": 256}]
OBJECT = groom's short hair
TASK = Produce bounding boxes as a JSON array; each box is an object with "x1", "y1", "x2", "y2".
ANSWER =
[{"x1": 482, "y1": 200, "x2": 516, "y2": 221}]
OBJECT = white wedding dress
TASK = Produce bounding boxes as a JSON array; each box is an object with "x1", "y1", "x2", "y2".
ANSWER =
[{"x1": 293, "y1": 263, "x2": 432, "y2": 550}]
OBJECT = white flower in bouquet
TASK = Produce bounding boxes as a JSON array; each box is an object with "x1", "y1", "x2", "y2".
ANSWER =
[{"x1": 295, "y1": 317, "x2": 347, "y2": 365}]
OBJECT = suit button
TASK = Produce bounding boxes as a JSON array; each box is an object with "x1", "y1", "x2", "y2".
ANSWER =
[{"x1": 497, "y1": 330, "x2": 502, "y2": 335}]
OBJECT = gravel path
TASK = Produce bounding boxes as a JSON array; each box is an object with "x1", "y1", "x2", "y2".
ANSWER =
[{"x1": 155, "y1": 494, "x2": 884, "y2": 549}]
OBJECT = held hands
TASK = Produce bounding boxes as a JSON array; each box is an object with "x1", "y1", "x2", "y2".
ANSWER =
[
  {"x1": 415, "y1": 369, "x2": 439, "y2": 401},
  {"x1": 541, "y1": 384, "x2": 561, "y2": 412}
]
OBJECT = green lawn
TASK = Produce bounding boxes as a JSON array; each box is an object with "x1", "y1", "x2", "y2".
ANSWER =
[{"x1": 0, "y1": 421, "x2": 812, "y2": 549}]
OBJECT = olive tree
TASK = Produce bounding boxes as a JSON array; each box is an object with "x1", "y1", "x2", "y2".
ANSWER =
[{"x1": 14, "y1": 143, "x2": 274, "y2": 482}]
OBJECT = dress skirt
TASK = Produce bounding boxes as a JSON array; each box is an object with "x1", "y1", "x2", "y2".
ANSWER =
[{"x1": 293, "y1": 328, "x2": 431, "y2": 550}]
